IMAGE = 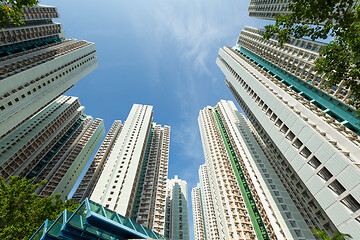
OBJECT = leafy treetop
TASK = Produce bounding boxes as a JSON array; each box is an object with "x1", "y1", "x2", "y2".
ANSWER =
[
  {"x1": 0, "y1": 0, "x2": 39, "y2": 27},
  {"x1": 0, "y1": 176, "x2": 79, "y2": 240}
]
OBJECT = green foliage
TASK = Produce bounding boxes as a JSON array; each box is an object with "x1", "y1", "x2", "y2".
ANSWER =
[
  {"x1": 312, "y1": 228, "x2": 353, "y2": 240},
  {"x1": 263, "y1": 0, "x2": 358, "y2": 44},
  {"x1": 0, "y1": 176, "x2": 80, "y2": 240},
  {"x1": 263, "y1": 0, "x2": 360, "y2": 115},
  {"x1": 0, "y1": 0, "x2": 39, "y2": 27}
]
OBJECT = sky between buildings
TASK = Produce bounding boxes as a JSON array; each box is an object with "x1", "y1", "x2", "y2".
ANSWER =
[{"x1": 40, "y1": 0, "x2": 270, "y2": 238}]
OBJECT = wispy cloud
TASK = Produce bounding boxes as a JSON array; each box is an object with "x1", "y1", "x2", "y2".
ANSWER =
[
  {"x1": 148, "y1": 0, "x2": 243, "y2": 74},
  {"x1": 123, "y1": 0, "x2": 245, "y2": 75}
]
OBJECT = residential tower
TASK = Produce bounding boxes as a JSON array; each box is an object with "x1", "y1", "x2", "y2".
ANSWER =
[
  {"x1": 191, "y1": 184, "x2": 206, "y2": 240},
  {"x1": 195, "y1": 100, "x2": 314, "y2": 239},
  {"x1": 0, "y1": 5, "x2": 97, "y2": 139},
  {"x1": 90, "y1": 104, "x2": 170, "y2": 235},
  {"x1": 165, "y1": 175, "x2": 190, "y2": 240},
  {"x1": 216, "y1": 27, "x2": 360, "y2": 237}
]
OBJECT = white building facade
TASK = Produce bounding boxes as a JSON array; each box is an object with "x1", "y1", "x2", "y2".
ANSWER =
[
  {"x1": 38, "y1": 116, "x2": 104, "y2": 200},
  {"x1": 191, "y1": 184, "x2": 206, "y2": 240},
  {"x1": 199, "y1": 102, "x2": 260, "y2": 240},
  {"x1": 216, "y1": 32, "x2": 360, "y2": 237},
  {"x1": 165, "y1": 175, "x2": 190, "y2": 240},
  {"x1": 90, "y1": 104, "x2": 170, "y2": 235},
  {"x1": 196, "y1": 100, "x2": 314, "y2": 240},
  {"x1": 72, "y1": 120, "x2": 123, "y2": 202},
  {"x1": 248, "y1": 0, "x2": 291, "y2": 20}
]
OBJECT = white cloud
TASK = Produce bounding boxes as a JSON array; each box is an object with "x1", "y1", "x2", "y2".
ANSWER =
[
  {"x1": 121, "y1": 0, "x2": 247, "y2": 75},
  {"x1": 147, "y1": 0, "x2": 244, "y2": 74}
]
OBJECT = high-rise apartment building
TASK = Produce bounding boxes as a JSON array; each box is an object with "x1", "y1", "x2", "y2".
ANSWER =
[
  {"x1": 0, "y1": 5, "x2": 98, "y2": 139},
  {"x1": 72, "y1": 120, "x2": 123, "y2": 202},
  {"x1": 248, "y1": 0, "x2": 291, "y2": 20},
  {"x1": 197, "y1": 164, "x2": 220, "y2": 239},
  {"x1": 0, "y1": 95, "x2": 83, "y2": 180},
  {"x1": 165, "y1": 175, "x2": 190, "y2": 240},
  {"x1": 196, "y1": 100, "x2": 314, "y2": 240},
  {"x1": 0, "y1": 95, "x2": 105, "y2": 199},
  {"x1": 90, "y1": 104, "x2": 170, "y2": 235},
  {"x1": 129, "y1": 121, "x2": 169, "y2": 234},
  {"x1": 191, "y1": 184, "x2": 206, "y2": 240},
  {"x1": 216, "y1": 26, "x2": 360, "y2": 237},
  {"x1": 199, "y1": 102, "x2": 258, "y2": 240},
  {"x1": 37, "y1": 116, "x2": 104, "y2": 200}
]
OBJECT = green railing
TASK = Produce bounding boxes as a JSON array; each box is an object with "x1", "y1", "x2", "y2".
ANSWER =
[
  {"x1": 0, "y1": 36, "x2": 62, "y2": 57},
  {"x1": 213, "y1": 107, "x2": 270, "y2": 240},
  {"x1": 29, "y1": 198, "x2": 166, "y2": 240}
]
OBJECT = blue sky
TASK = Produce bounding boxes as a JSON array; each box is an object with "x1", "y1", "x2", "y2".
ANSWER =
[{"x1": 40, "y1": 0, "x2": 269, "y2": 238}]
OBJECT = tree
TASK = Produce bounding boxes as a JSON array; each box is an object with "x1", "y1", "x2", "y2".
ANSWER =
[
  {"x1": 312, "y1": 228, "x2": 353, "y2": 240},
  {"x1": 0, "y1": 176, "x2": 80, "y2": 240},
  {"x1": 263, "y1": 0, "x2": 360, "y2": 116},
  {"x1": 0, "y1": 0, "x2": 39, "y2": 27}
]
